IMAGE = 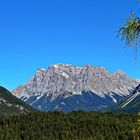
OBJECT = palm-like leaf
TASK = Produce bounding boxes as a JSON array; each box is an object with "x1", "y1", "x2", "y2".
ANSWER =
[{"x1": 118, "y1": 13, "x2": 140, "y2": 55}]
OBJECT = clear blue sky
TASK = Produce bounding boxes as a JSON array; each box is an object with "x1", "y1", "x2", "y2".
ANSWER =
[{"x1": 0, "y1": 0, "x2": 140, "y2": 90}]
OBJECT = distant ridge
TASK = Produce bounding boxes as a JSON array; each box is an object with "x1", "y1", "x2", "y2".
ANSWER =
[{"x1": 109, "y1": 84, "x2": 140, "y2": 113}]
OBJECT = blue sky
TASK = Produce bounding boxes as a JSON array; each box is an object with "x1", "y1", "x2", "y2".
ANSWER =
[{"x1": 0, "y1": 0, "x2": 140, "y2": 90}]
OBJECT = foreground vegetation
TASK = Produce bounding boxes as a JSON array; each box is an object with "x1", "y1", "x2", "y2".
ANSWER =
[{"x1": 0, "y1": 111, "x2": 138, "y2": 140}]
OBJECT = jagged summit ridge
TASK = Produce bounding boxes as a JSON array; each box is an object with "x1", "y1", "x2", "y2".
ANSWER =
[{"x1": 12, "y1": 64, "x2": 139, "y2": 111}]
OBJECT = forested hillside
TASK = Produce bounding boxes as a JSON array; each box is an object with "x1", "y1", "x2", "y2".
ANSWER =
[
  {"x1": 0, "y1": 111, "x2": 137, "y2": 140},
  {"x1": 108, "y1": 84, "x2": 140, "y2": 114},
  {"x1": 0, "y1": 86, "x2": 36, "y2": 114}
]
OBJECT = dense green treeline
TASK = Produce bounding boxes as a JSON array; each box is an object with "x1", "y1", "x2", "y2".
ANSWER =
[{"x1": 0, "y1": 111, "x2": 138, "y2": 140}]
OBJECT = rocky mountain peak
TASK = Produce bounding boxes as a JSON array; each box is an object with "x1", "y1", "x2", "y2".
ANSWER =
[
  {"x1": 12, "y1": 64, "x2": 139, "y2": 112},
  {"x1": 114, "y1": 69, "x2": 127, "y2": 76},
  {"x1": 36, "y1": 68, "x2": 47, "y2": 75}
]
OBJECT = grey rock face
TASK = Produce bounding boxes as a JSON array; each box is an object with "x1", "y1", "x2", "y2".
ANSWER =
[{"x1": 12, "y1": 64, "x2": 139, "y2": 111}]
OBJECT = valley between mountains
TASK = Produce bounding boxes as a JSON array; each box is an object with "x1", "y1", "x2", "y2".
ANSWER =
[{"x1": 0, "y1": 64, "x2": 140, "y2": 140}]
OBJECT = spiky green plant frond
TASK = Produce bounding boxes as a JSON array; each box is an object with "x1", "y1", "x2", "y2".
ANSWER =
[{"x1": 118, "y1": 13, "x2": 140, "y2": 55}]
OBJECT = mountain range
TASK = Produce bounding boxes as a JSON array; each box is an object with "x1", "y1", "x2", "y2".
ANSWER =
[{"x1": 12, "y1": 64, "x2": 139, "y2": 112}]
